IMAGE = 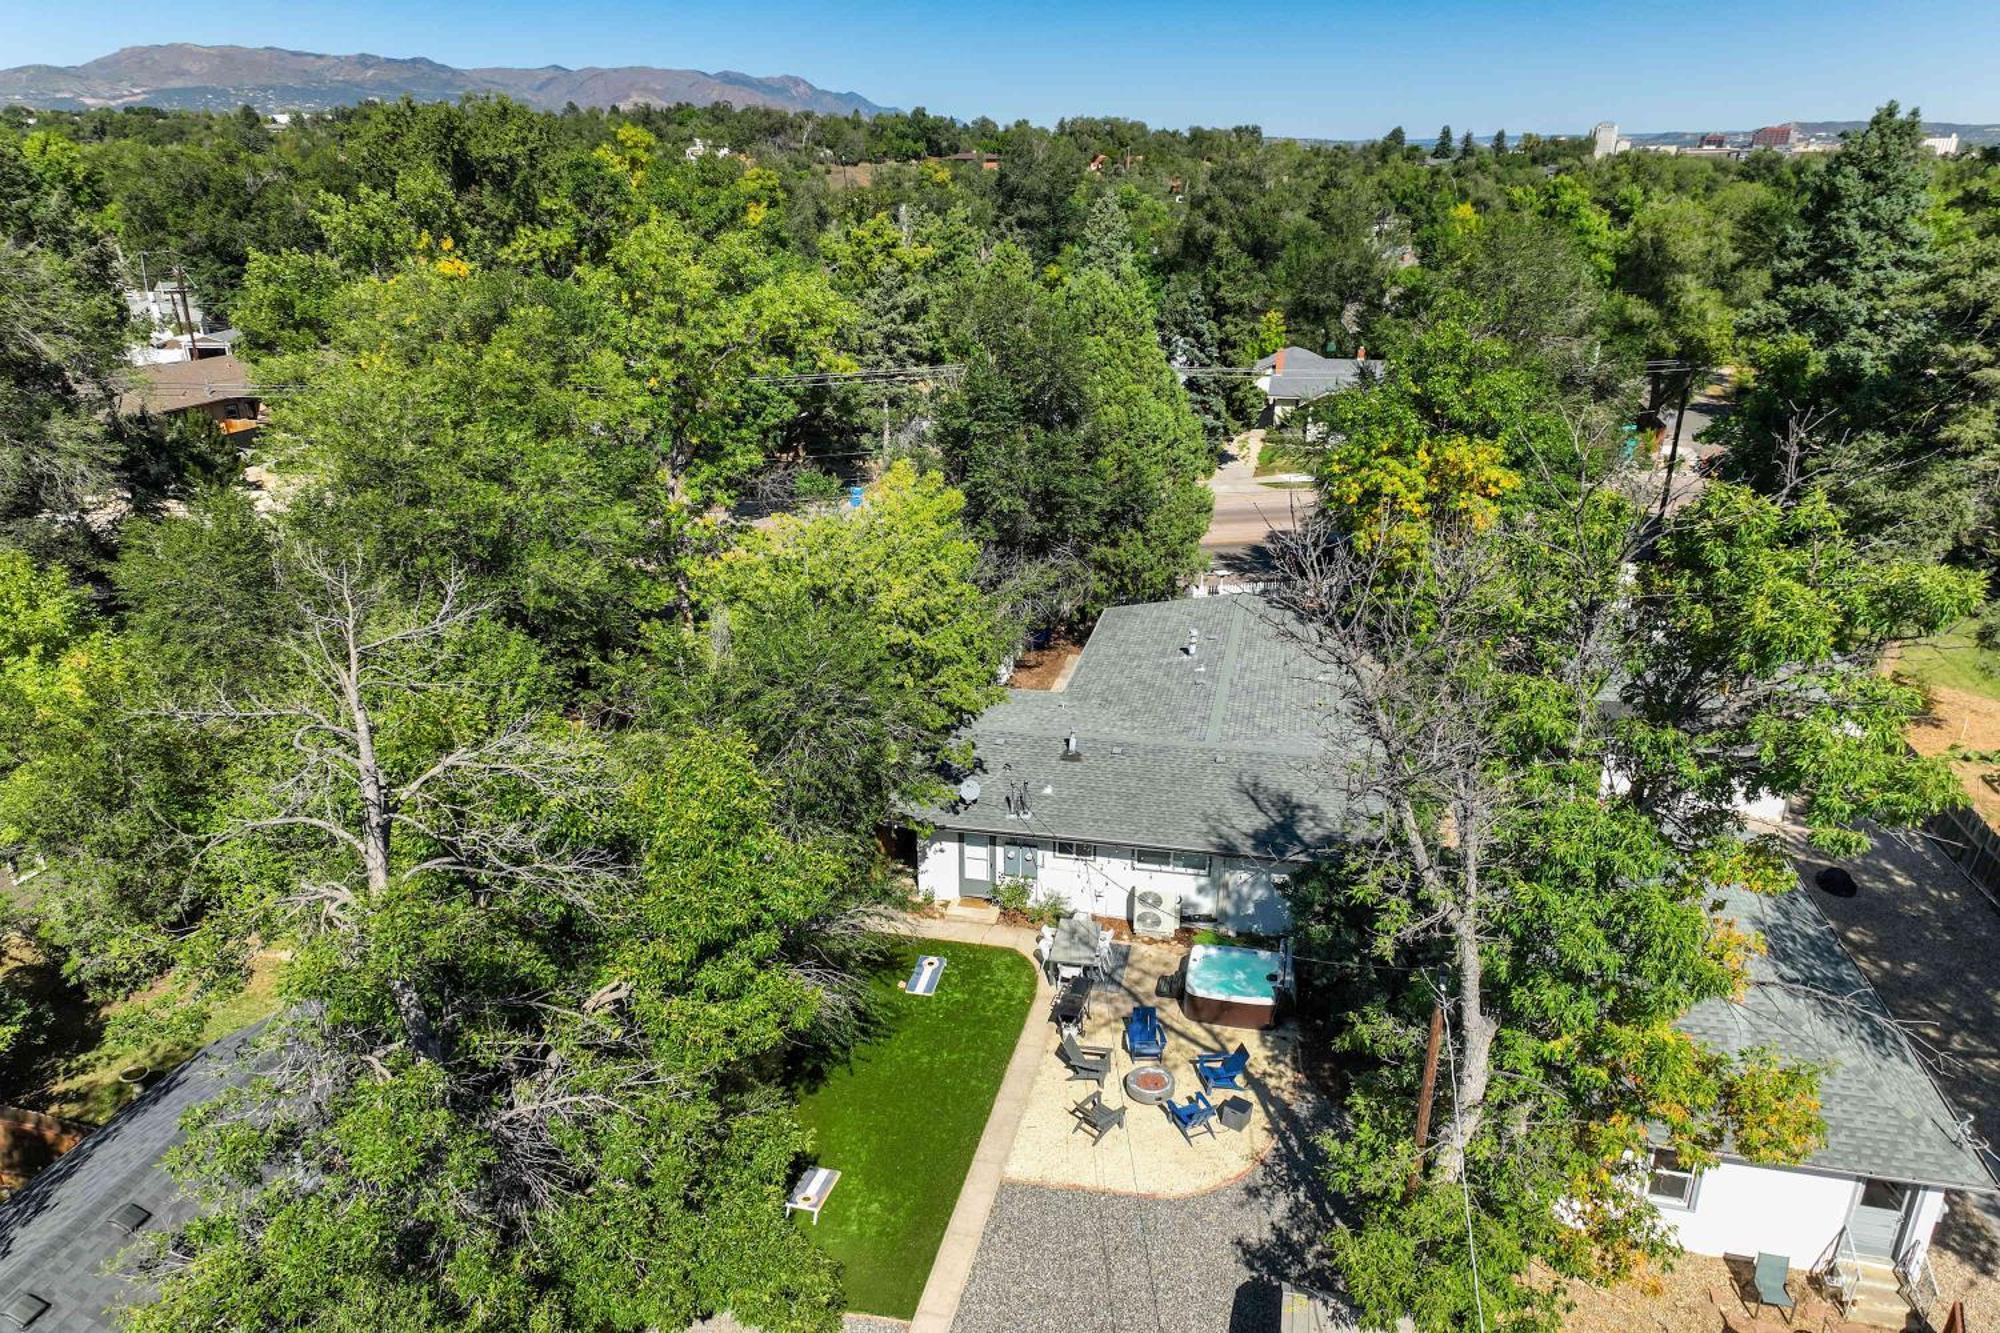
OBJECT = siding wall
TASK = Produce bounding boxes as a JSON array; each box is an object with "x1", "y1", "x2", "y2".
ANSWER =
[
  {"x1": 1661, "y1": 1161, "x2": 1862, "y2": 1260},
  {"x1": 1659, "y1": 1162, "x2": 1948, "y2": 1269},
  {"x1": 918, "y1": 830, "x2": 1295, "y2": 932}
]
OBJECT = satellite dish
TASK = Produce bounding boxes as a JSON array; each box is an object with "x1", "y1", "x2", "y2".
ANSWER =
[{"x1": 957, "y1": 778, "x2": 982, "y2": 804}]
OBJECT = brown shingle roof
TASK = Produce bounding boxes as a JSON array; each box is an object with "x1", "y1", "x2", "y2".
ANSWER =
[{"x1": 117, "y1": 354, "x2": 258, "y2": 417}]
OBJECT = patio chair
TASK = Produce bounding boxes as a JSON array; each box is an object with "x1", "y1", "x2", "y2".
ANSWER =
[
  {"x1": 1750, "y1": 1253, "x2": 1794, "y2": 1322},
  {"x1": 1124, "y1": 1005, "x2": 1167, "y2": 1059},
  {"x1": 1069, "y1": 1091, "x2": 1126, "y2": 1143},
  {"x1": 1059, "y1": 1033, "x2": 1114, "y2": 1086},
  {"x1": 1193, "y1": 1043, "x2": 1251, "y2": 1093},
  {"x1": 1165, "y1": 1090, "x2": 1218, "y2": 1142}
]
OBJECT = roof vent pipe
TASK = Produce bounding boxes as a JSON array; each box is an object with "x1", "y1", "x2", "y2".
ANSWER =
[
  {"x1": 1062, "y1": 731, "x2": 1082, "y2": 761},
  {"x1": 1185, "y1": 628, "x2": 1199, "y2": 658}
]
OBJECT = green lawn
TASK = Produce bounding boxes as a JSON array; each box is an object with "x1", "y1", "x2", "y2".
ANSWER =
[
  {"x1": 792, "y1": 938, "x2": 1036, "y2": 1319},
  {"x1": 1897, "y1": 617, "x2": 2000, "y2": 703},
  {"x1": 37, "y1": 954, "x2": 283, "y2": 1124}
]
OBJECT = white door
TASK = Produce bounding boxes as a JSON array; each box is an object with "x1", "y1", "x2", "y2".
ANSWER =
[{"x1": 961, "y1": 834, "x2": 993, "y2": 898}]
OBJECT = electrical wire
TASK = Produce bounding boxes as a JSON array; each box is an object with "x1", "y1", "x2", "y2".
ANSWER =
[{"x1": 1435, "y1": 986, "x2": 1489, "y2": 1333}]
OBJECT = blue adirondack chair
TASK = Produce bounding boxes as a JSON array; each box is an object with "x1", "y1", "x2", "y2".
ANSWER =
[
  {"x1": 1193, "y1": 1043, "x2": 1250, "y2": 1093},
  {"x1": 1165, "y1": 1091, "x2": 1218, "y2": 1142},
  {"x1": 1124, "y1": 1005, "x2": 1166, "y2": 1059}
]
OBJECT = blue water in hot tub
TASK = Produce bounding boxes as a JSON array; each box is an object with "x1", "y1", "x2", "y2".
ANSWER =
[{"x1": 1185, "y1": 944, "x2": 1287, "y2": 1001}]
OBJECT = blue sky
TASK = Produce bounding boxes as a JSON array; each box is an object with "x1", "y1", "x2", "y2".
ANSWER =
[{"x1": 3, "y1": 0, "x2": 1998, "y2": 137}]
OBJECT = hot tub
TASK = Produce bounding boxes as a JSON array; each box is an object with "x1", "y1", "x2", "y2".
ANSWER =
[{"x1": 1181, "y1": 943, "x2": 1288, "y2": 1029}]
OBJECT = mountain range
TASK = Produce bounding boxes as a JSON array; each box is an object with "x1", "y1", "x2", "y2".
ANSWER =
[{"x1": 0, "y1": 44, "x2": 892, "y2": 117}]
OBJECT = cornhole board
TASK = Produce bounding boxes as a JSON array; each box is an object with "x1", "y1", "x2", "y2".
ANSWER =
[
  {"x1": 785, "y1": 1165, "x2": 841, "y2": 1225},
  {"x1": 903, "y1": 954, "x2": 947, "y2": 996}
]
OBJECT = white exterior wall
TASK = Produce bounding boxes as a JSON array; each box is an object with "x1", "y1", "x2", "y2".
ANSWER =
[
  {"x1": 1663, "y1": 1160, "x2": 1953, "y2": 1269},
  {"x1": 1662, "y1": 1161, "x2": 1859, "y2": 1260},
  {"x1": 917, "y1": 829, "x2": 1295, "y2": 931},
  {"x1": 1902, "y1": 1186, "x2": 1949, "y2": 1268},
  {"x1": 918, "y1": 833, "x2": 959, "y2": 900}
]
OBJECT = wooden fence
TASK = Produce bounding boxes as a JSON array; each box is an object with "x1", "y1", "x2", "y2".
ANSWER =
[{"x1": 1926, "y1": 804, "x2": 2000, "y2": 914}]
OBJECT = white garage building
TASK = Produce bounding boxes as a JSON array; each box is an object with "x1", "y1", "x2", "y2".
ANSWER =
[
  {"x1": 1657, "y1": 881, "x2": 1995, "y2": 1322},
  {"x1": 911, "y1": 595, "x2": 1361, "y2": 935}
]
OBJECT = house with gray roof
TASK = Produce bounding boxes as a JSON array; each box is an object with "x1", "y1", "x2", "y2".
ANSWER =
[
  {"x1": 1252, "y1": 346, "x2": 1379, "y2": 428},
  {"x1": 1650, "y1": 882, "x2": 1994, "y2": 1320},
  {"x1": 913, "y1": 594, "x2": 1366, "y2": 934},
  {"x1": 0, "y1": 1025, "x2": 264, "y2": 1332}
]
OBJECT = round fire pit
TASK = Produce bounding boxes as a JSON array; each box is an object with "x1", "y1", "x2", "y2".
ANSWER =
[{"x1": 1124, "y1": 1064, "x2": 1176, "y2": 1106}]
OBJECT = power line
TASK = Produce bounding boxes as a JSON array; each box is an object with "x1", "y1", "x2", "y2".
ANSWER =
[{"x1": 1436, "y1": 990, "x2": 1489, "y2": 1333}]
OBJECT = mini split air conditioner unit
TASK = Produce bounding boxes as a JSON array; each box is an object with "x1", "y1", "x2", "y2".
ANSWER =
[{"x1": 1131, "y1": 888, "x2": 1181, "y2": 937}]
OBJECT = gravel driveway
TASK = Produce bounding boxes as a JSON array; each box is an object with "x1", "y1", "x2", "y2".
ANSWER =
[{"x1": 951, "y1": 1095, "x2": 1335, "y2": 1333}]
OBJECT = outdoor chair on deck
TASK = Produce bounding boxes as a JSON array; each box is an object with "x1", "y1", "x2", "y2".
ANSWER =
[
  {"x1": 1059, "y1": 1033, "x2": 1114, "y2": 1086},
  {"x1": 1193, "y1": 1043, "x2": 1250, "y2": 1093},
  {"x1": 1165, "y1": 1090, "x2": 1218, "y2": 1142},
  {"x1": 1751, "y1": 1253, "x2": 1794, "y2": 1322},
  {"x1": 1069, "y1": 1091, "x2": 1126, "y2": 1143},
  {"x1": 1124, "y1": 1005, "x2": 1166, "y2": 1059}
]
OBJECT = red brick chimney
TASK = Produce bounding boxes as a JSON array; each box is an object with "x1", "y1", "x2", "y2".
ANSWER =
[{"x1": 1274, "y1": 347, "x2": 1286, "y2": 372}]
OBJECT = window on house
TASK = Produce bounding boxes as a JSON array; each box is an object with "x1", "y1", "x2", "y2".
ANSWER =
[
  {"x1": 1135, "y1": 849, "x2": 1211, "y2": 873},
  {"x1": 1054, "y1": 842, "x2": 1096, "y2": 861},
  {"x1": 1646, "y1": 1149, "x2": 1698, "y2": 1208}
]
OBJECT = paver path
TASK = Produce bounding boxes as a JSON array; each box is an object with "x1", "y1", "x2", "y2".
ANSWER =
[{"x1": 887, "y1": 913, "x2": 1053, "y2": 1333}]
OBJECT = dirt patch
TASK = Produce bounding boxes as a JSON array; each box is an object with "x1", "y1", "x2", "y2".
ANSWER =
[
  {"x1": 1007, "y1": 639, "x2": 1082, "y2": 691},
  {"x1": 1902, "y1": 676, "x2": 2000, "y2": 826},
  {"x1": 1558, "y1": 1199, "x2": 2000, "y2": 1332}
]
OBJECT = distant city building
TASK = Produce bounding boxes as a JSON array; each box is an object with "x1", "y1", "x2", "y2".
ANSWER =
[
  {"x1": 1750, "y1": 123, "x2": 1803, "y2": 150},
  {"x1": 1699, "y1": 132, "x2": 1728, "y2": 149},
  {"x1": 1921, "y1": 132, "x2": 1961, "y2": 155},
  {"x1": 1590, "y1": 121, "x2": 1625, "y2": 159}
]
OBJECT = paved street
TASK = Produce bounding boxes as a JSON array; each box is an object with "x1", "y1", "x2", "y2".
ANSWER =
[{"x1": 1203, "y1": 430, "x2": 1315, "y2": 551}]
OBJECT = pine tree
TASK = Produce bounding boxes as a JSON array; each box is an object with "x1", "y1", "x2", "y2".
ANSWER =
[
  {"x1": 1435, "y1": 124, "x2": 1453, "y2": 158},
  {"x1": 1460, "y1": 129, "x2": 1476, "y2": 158},
  {"x1": 1491, "y1": 128, "x2": 1508, "y2": 153}
]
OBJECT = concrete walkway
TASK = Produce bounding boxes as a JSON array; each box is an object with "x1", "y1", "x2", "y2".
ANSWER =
[{"x1": 889, "y1": 912, "x2": 1053, "y2": 1333}]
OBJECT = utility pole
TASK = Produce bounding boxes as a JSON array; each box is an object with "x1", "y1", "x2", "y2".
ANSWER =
[
  {"x1": 1406, "y1": 999, "x2": 1446, "y2": 1200},
  {"x1": 1654, "y1": 363, "x2": 1699, "y2": 522}
]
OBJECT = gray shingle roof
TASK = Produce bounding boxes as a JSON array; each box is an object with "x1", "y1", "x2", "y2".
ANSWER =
[
  {"x1": 0, "y1": 1025, "x2": 264, "y2": 1332},
  {"x1": 1253, "y1": 347, "x2": 1379, "y2": 404},
  {"x1": 921, "y1": 596, "x2": 1368, "y2": 859},
  {"x1": 1678, "y1": 885, "x2": 1996, "y2": 1191}
]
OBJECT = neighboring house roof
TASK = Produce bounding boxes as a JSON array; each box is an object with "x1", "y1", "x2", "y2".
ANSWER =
[
  {"x1": 1253, "y1": 346, "x2": 1378, "y2": 405},
  {"x1": 0, "y1": 1025, "x2": 264, "y2": 1332},
  {"x1": 116, "y1": 354, "x2": 258, "y2": 417},
  {"x1": 1677, "y1": 884, "x2": 1997, "y2": 1192},
  {"x1": 918, "y1": 595, "x2": 1369, "y2": 860}
]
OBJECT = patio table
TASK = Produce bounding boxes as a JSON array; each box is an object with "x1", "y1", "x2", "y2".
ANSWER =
[{"x1": 1046, "y1": 913, "x2": 1102, "y2": 981}]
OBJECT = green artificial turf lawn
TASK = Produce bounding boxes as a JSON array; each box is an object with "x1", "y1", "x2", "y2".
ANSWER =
[{"x1": 792, "y1": 938, "x2": 1036, "y2": 1319}]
